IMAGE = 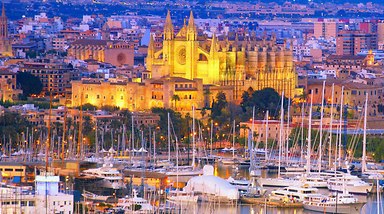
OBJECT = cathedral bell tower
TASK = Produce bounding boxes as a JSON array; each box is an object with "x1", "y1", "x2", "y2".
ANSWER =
[
  {"x1": 0, "y1": 2, "x2": 12, "y2": 57},
  {"x1": 185, "y1": 11, "x2": 197, "y2": 80},
  {"x1": 162, "y1": 10, "x2": 174, "y2": 76}
]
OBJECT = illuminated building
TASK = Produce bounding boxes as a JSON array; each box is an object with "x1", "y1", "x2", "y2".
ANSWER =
[
  {"x1": 0, "y1": 70, "x2": 21, "y2": 101},
  {"x1": 0, "y1": 3, "x2": 12, "y2": 57},
  {"x1": 19, "y1": 59, "x2": 78, "y2": 95},
  {"x1": 146, "y1": 11, "x2": 298, "y2": 100},
  {"x1": 71, "y1": 78, "x2": 147, "y2": 111},
  {"x1": 67, "y1": 39, "x2": 134, "y2": 67},
  {"x1": 70, "y1": 76, "x2": 204, "y2": 113}
]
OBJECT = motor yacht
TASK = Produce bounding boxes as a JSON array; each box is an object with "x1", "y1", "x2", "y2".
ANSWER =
[
  {"x1": 116, "y1": 190, "x2": 153, "y2": 213},
  {"x1": 82, "y1": 164, "x2": 126, "y2": 190},
  {"x1": 269, "y1": 185, "x2": 322, "y2": 202},
  {"x1": 327, "y1": 174, "x2": 373, "y2": 194},
  {"x1": 303, "y1": 193, "x2": 365, "y2": 213}
]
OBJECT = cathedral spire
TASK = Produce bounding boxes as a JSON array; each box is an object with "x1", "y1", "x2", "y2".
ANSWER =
[
  {"x1": 186, "y1": 11, "x2": 197, "y2": 41},
  {"x1": 2, "y1": 2, "x2": 5, "y2": 17},
  {"x1": 187, "y1": 11, "x2": 195, "y2": 29},
  {"x1": 163, "y1": 10, "x2": 174, "y2": 40},
  {"x1": 210, "y1": 34, "x2": 217, "y2": 56},
  {"x1": 148, "y1": 33, "x2": 154, "y2": 55}
]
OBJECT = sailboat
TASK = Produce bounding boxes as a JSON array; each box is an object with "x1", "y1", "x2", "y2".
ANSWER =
[
  {"x1": 167, "y1": 133, "x2": 199, "y2": 203},
  {"x1": 360, "y1": 93, "x2": 384, "y2": 179},
  {"x1": 258, "y1": 92, "x2": 301, "y2": 187},
  {"x1": 326, "y1": 92, "x2": 373, "y2": 194},
  {"x1": 158, "y1": 107, "x2": 203, "y2": 180},
  {"x1": 220, "y1": 120, "x2": 239, "y2": 165}
]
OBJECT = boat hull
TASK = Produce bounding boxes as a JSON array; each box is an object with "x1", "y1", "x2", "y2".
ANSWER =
[
  {"x1": 167, "y1": 195, "x2": 199, "y2": 203},
  {"x1": 327, "y1": 184, "x2": 373, "y2": 194},
  {"x1": 303, "y1": 202, "x2": 364, "y2": 213},
  {"x1": 258, "y1": 178, "x2": 301, "y2": 187}
]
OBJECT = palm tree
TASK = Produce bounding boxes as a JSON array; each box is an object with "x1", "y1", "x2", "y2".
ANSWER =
[
  {"x1": 239, "y1": 124, "x2": 248, "y2": 146},
  {"x1": 203, "y1": 88, "x2": 212, "y2": 108},
  {"x1": 171, "y1": 94, "x2": 180, "y2": 110}
]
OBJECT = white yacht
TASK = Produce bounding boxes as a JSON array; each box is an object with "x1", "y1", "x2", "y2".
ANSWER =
[
  {"x1": 82, "y1": 164, "x2": 126, "y2": 189},
  {"x1": 220, "y1": 157, "x2": 239, "y2": 165},
  {"x1": 167, "y1": 190, "x2": 199, "y2": 203},
  {"x1": 116, "y1": 190, "x2": 153, "y2": 213},
  {"x1": 269, "y1": 185, "x2": 322, "y2": 202},
  {"x1": 327, "y1": 174, "x2": 373, "y2": 194},
  {"x1": 165, "y1": 166, "x2": 203, "y2": 177},
  {"x1": 303, "y1": 193, "x2": 365, "y2": 213},
  {"x1": 227, "y1": 176, "x2": 250, "y2": 192},
  {"x1": 299, "y1": 175, "x2": 328, "y2": 188},
  {"x1": 82, "y1": 190, "x2": 110, "y2": 202},
  {"x1": 258, "y1": 177, "x2": 301, "y2": 187}
]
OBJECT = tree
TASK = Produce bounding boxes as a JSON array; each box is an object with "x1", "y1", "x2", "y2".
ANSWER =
[
  {"x1": 203, "y1": 88, "x2": 212, "y2": 108},
  {"x1": 240, "y1": 87, "x2": 286, "y2": 119},
  {"x1": 171, "y1": 94, "x2": 180, "y2": 110},
  {"x1": 82, "y1": 103, "x2": 97, "y2": 111},
  {"x1": 16, "y1": 72, "x2": 43, "y2": 96},
  {"x1": 0, "y1": 111, "x2": 32, "y2": 148},
  {"x1": 211, "y1": 91, "x2": 227, "y2": 119}
]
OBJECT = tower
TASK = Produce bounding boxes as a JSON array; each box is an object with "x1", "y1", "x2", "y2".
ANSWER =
[
  {"x1": 0, "y1": 2, "x2": 12, "y2": 57},
  {"x1": 162, "y1": 10, "x2": 174, "y2": 76},
  {"x1": 185, "y1": 11, "x2": 198, "y2": 79}
]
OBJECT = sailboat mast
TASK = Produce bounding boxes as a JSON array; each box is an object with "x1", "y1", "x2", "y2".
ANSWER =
[
  {"x1": 306, "y1": 90, "x2": 313, "y2": 174},
  {"x1": 338, "y1": 86, "x2": 344, "y2": 168},
  {"x1": 46, "y1": 92, "x2": 52, "y2": 171},
  {"x1": 210, "y1": 120, "x2": 213, "y2": 156},
  {"x1": 362, "y1": 93, "x2": 368, "y2": 173},
  {"x1": 285, "y1": 98, "x2": 290, "y2": 164},
  {"x1": 318, "y1": 81, "x2": 325, "y2": 172},
  {"x1": 278, "y1": 92, "x2": 284, "y2": 178},
  {"x1": 95, "y1": 121, "x2": 98, "y2": 157},
  {"x1": 77, "y1": 93, "x2": 83, "y2": 159},
  {"x1": 192, "y1": 106, "x2": 196, "y2": 167},
  {"x1": 153, "y1": 132, "x2": 156, "y2": 163},
  {"x1": 62, "y1": 105, "x2": 67, "y2": 163},
  {"x1": 131, "y1": 114, "x2": 134, "y2": 160},
  {"x1": 265, "y1": 110, "x2": 269, "y2": 161},
  {"x1": 232, "y1": 120, "x2": 235, "y2": 160},
  {"x1": 300, "y1": 103, "x2": 304, "y2": 165},
  {"x1": 251, "y1": 106, "x2": 255, "y2": 160},
  {"x1": 167, "y1": 112, "x2": 171, "y2": 162},
  {"x1": 328, "y1": 83, "x2": 334, "y2": 168}
]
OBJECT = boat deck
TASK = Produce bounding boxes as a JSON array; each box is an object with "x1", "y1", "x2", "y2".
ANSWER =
[{"x1": 240, "y1": 197, "x2": 303, "y2": 208}]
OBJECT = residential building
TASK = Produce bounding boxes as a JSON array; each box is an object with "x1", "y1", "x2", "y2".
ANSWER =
[{"x1": 336, "y1": 30, "x2": 377, "y2": 55}]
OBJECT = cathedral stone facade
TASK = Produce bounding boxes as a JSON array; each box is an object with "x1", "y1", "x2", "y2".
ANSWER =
[{"x1": 146, "y1": 11, "x2": 298, "y2": 100}]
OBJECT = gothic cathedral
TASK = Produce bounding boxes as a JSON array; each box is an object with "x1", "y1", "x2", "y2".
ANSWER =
[{"x1": 146, "y1": 11, "x2": 298, "y2": 100}]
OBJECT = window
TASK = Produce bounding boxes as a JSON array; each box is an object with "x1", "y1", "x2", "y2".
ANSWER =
[{"x1": 97, "y1": 95, "x2": 100, "y2": 99}]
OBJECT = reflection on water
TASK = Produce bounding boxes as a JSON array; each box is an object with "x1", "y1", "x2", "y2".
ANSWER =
[{"x1": 174, "y1": 163, "x2": 384, "y2": 214}]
